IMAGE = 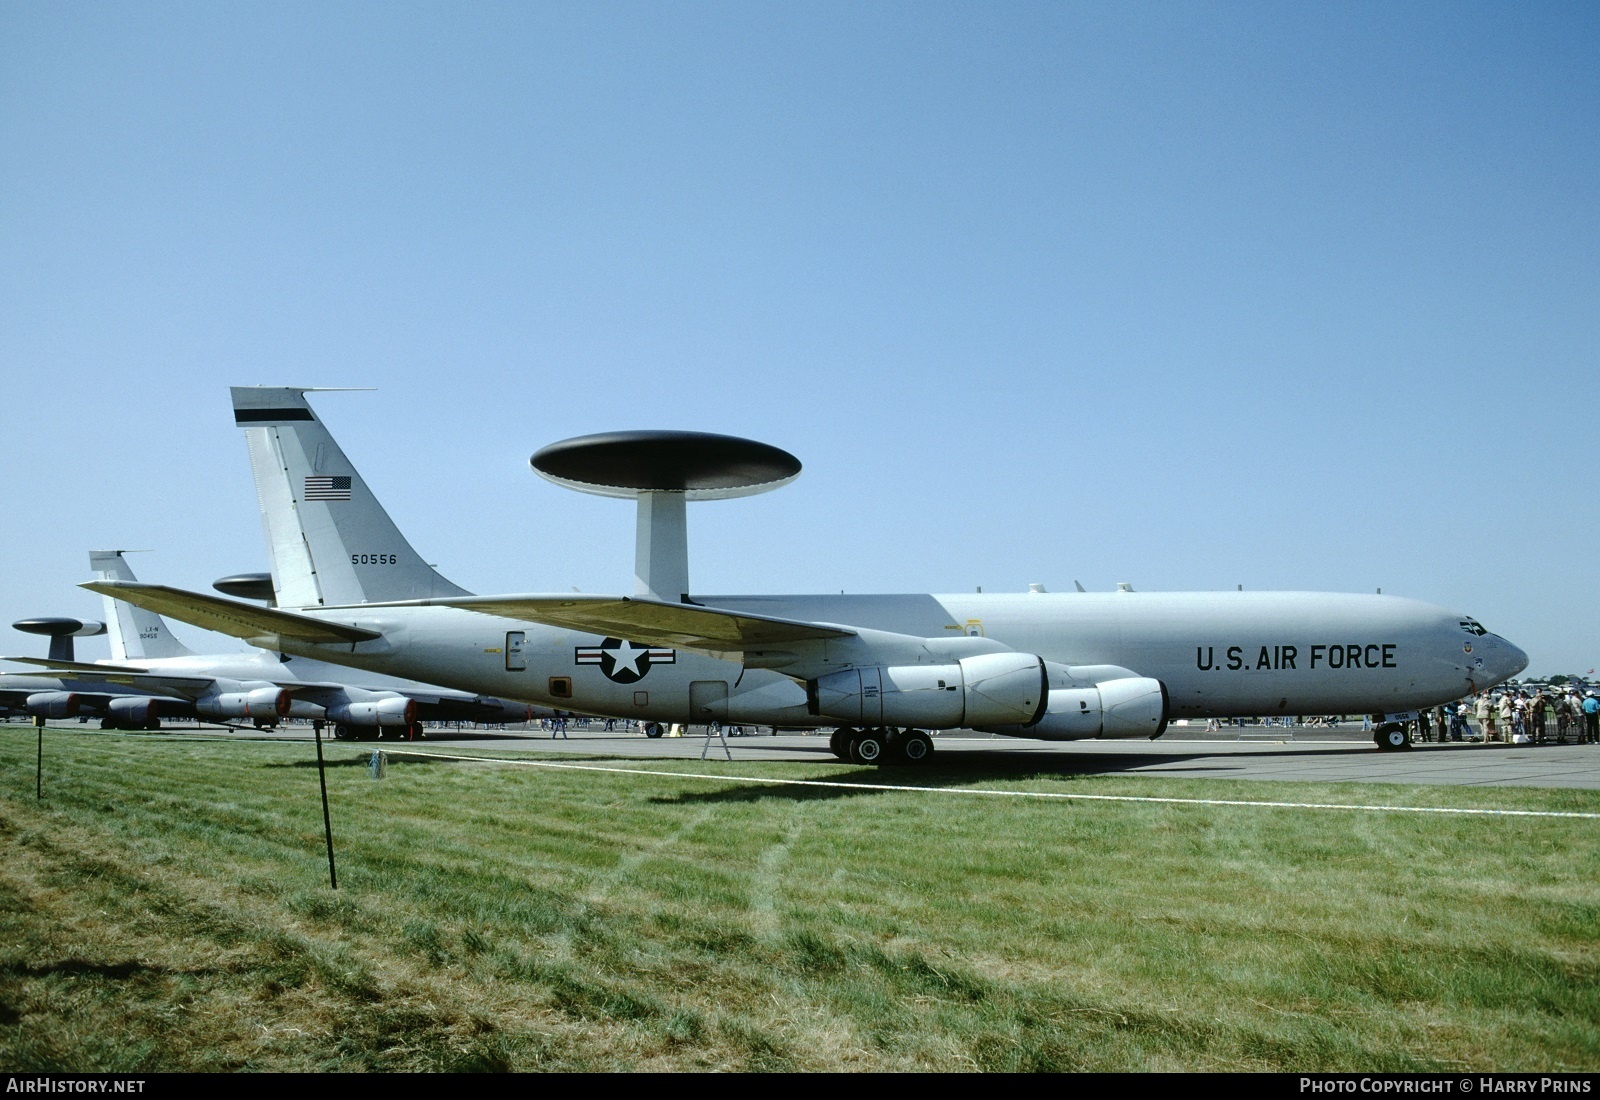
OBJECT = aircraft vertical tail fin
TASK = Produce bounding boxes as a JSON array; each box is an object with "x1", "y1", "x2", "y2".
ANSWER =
[
  {"x1": 230, "y1": 387, "x2": 473, "y2": 608},
  {"x1": 89, "y1": 550, "x2": 195, "y2": 660}
]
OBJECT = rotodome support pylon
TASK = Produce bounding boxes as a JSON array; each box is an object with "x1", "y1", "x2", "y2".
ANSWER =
[{"x1": 530, "y1": 430, "x2": 801, "y2": 602}]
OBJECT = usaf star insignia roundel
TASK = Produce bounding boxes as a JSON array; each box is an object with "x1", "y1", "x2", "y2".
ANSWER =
[{"x1": 574, "y1": 637, "x2": 676, "y2": 684}]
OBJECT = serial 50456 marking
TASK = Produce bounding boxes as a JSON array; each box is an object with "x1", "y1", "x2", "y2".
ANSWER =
[
  {"x1": 1196, "y1": 643, "x2": 1398, "y2": 672},
  {"x1": 351, "y1": 553, "x2": 398, "y2": 565}
]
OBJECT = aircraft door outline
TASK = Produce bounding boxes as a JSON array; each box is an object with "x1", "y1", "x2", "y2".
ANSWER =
[{"x1": 689, "y1": 680, "x2": 729, "y2": 723}]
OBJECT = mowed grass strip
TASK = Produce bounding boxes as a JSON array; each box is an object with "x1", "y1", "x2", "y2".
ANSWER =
[{"x1": 0, "y1": 726, "x2": 1596, "y2": 1072}]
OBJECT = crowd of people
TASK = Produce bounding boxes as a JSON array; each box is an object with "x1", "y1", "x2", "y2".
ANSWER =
[
  {"x1": 1427, "y1": 686, "x2": 1600, "y2": 745},
  {"x1": 1195, "y1": 684, "x2": 1600, "y2": 744},
  {"x1": 538, "y1": 715, "x2": 633, "y2": 737}
]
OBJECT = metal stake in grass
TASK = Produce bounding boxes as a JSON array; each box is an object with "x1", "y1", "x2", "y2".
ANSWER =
[
  {"x1": 313, "y1": 720, "x2": 338, "y2": 889},
  {"x1": 34, "y1": 715, "x2": 43, "y2": 800}
]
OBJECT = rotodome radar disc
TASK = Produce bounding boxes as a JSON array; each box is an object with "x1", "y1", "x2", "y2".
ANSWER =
[
  {"x1": 530, "y1": 430, "x2": 801, "y2": 500},
  {"x1": 13, "y1": 617, "x2": 105, "y2": 638}
]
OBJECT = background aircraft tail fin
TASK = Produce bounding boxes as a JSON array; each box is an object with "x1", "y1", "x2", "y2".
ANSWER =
[
  {"x1": 89, "y1": 550, "x2": 195, "y2": 660},
  {"x1": 230, "y1": 387, "x2": 472, "y2": 608}
]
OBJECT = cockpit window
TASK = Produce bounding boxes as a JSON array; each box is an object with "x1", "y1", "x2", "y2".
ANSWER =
[{"x1": 1459, "y1": 618, "x2": 1487, "y2": 637}]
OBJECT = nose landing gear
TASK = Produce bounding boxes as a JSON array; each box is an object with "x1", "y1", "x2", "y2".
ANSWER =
[{"x1": 1374, "y1": 722, "x2": 1412, "y2": 751}]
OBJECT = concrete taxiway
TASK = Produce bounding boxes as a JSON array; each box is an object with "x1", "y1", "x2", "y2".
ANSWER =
[
  {"x1": 393, "y1": 724, "x2": 1600, "y2": 790},
  {"x1": 13, "y1": 720, "x2": 1598, "y2": 790}
]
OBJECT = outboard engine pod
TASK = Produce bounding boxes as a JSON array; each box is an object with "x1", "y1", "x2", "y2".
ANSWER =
[
  {"x1": 25, "y1": 691, "x2": 82, "y2": 719},
  {"x1": 981, "y1": 676, "x2": 1168, "y2": 741}
]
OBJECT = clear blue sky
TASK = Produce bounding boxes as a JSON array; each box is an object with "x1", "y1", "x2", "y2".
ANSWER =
[{"x1": 2, "y1": 2, "x2": 1595, "y2": 675}]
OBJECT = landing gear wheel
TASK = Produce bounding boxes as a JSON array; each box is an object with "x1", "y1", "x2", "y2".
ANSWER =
[
  {"x1": 850, "y1": 730, "x2": 887, "y2": 764},
  {"x1": 829, "y1": 728, "x2": 855, "y2": 760},
  {"x1": 899, "y1": 731, "x2": 934, "y2": 764},
  {"x1": 1375, "y1": 724, "x2": 1411, "y2": 751},
  {"x1": 644, "y1": 722, "x2": 664, "y2": 739}
]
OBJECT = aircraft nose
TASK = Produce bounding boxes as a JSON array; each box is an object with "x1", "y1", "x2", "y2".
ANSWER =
[{"x1": 1480, "y1": 635, "x2": 1529, "y2": 686}]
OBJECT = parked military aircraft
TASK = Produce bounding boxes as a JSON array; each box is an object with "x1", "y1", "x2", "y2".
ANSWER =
[
  {"x1": 86, "y1": 387, "x2": 1529, "y2": 764},
  {"x1": 5, "y1": 550, "x2": 548, "y2": 739},
  {"x1": 0, "y1": 605, "x2": 174, "y2": 728}
]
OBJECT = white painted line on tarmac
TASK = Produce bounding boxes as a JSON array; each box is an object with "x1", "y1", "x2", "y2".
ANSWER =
[{"x1": 377, "y1": 749, "x2": 1600, "y2": 820}]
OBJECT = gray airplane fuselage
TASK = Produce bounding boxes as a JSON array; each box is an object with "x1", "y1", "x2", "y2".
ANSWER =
[{"x1": 265, "y1": 589, "x2": 1524, "y2": 733}]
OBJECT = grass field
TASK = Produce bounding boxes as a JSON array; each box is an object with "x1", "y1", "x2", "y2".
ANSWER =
[{"x1": 1, "y1": 724, "x2": 1597, "y2": 1072}]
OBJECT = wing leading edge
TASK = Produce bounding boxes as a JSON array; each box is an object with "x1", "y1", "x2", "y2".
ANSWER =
[
  {"x1": 442, "y1": 595, "x2": 852, "y2": 649},
  {"x1": 1, "y1": 657, "x2": 153, "y2": 673},
  {"x1": 333, "y1": 593, "x2": 856, "y2": 657},
  {"x1": 79, "y1": 582, "x2": 382, "y2": 646},
  {"x1": 82, "y1": 581, "x2": 852, "y2": 662}
]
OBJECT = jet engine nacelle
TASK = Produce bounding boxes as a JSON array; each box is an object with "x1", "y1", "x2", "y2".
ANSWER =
[
  {"x1": 196, "y1": 687, "x2": 291, "y2": 720},
  {"x1": 25, "y1": 691, "x2": 83, "y2": 719},
  {"x1": 813, "y1": 652, "x2": 1047, "y2": 729},
  {"x1": 326, "y1": 696, "x2": 417, "y2": 727},
  {"x1": 980, "y1": 677, "x2": 1168, "y2": 741},
  {"x1": 104, "y1": 697, "x2": 160, "y2": 724}
]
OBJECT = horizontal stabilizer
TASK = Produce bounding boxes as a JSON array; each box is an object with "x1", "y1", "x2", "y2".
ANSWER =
[
  {"x1": 80, "y1": 582, "x2": 382, "y2": 646},
  {"x1": 424, "y1": 594, "x2": 854, "y2": 654}
]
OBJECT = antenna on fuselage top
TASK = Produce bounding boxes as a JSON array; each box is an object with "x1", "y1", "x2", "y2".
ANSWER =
[{"x1": 529, "y1": 431, "x2": 801, "y2": 602}]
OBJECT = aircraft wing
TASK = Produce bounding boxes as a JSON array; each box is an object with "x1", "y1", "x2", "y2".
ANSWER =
[
  {"x1": 0, "y1": 669, "x2": 206, "y2": 701},
  {"x1": 267, "y1": 681, "x2": 538, "y2": 723},
  {"x1": 403, "y1": 693, "x2": 536, "y2": 722},
  {"x1": 1, "y1": 657, "x2": 153, "y2": 673},
  {"x1": 80, "y1": 582, "x2": 382, "y2": 646},
  {"x1": 0, "y1": 664, "x2": 485, "y2": 712},
  {"x1": 428, "y1": 594, "x2": 854, "y2": 655}
]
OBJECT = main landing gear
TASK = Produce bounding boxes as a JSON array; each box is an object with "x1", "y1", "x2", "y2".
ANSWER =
[
  {"x1": 828, "y1": 727, "x2": 935, "y2": 766},
  {"x1": 330, "y1": 722, "x2": 425, "y2": 742}
]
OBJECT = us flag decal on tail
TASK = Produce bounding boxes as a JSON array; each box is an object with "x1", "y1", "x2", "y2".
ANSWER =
[{"x1": 304, "y1": 476, "x2": 352, "y2": 501}]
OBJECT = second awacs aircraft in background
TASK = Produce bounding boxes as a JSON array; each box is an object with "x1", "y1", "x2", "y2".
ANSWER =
[
  {"x1": 3, "y1": 550, "x2": 550, "y2": 738},
  {"x1": 87, "y1": 387, "x2": 1529, "y2": 765}
]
